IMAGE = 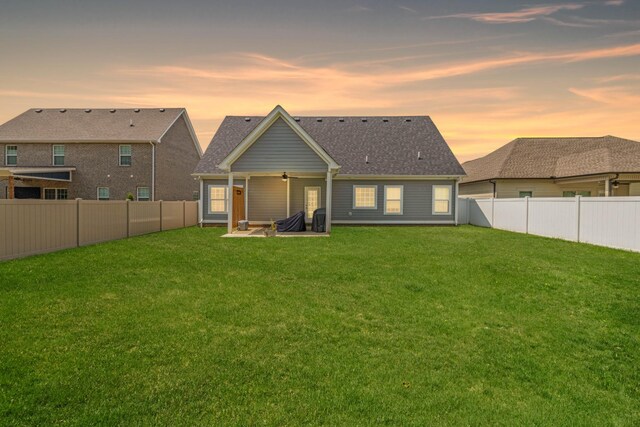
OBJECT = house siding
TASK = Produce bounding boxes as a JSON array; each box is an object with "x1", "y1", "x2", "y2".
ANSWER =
[
  {"x1": 289, "y1": 177, "x2": 326, "y2": 220},
  {"x1": 231, "y1": 118, "x2": 328, "y2": 173},
  {"x1": 155, "y1": 115, "x2": 201, "y2": 201},
  {"x1": 247, "y1": 176, "x2": 287, "y2": 222},
  {"x1": 331, "y1": 179, "x2": 457, "y2": 223}
]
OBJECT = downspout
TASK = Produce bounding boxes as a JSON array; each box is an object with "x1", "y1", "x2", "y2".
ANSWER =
[
  {"x1": 489, "y1": 179, "x2": 497, "y2": 198},
  {"x1": 150, "y1": 141, "x2": 156, "y2": 201}
]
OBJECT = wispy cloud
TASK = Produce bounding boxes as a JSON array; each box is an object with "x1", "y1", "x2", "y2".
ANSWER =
[
  {"x1": 569, "y1": 86, "x2": 640, "y2": 105},
  {"x1": 604, "y1": 29, "x2": 640, "y2": 38},
  {"x1": 398, "y1": 5, "x2": 418, "y2": 14},
  {"x1": 605, "y1": 0, "x2": 625, "y2": 6},
  {"x1": 425, "y1": 4, "x2": 584, "y2": 24},
  {"x1": 593, "y1": 74, "x2": 640, "y2": 83}
]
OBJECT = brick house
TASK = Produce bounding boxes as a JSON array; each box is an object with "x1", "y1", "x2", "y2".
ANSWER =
[{"x1": 0, "y1": 108, "x2": 202, "y2": 201}]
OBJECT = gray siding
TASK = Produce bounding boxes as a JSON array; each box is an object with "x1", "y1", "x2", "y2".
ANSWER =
[
  {"x1": 331, "y1": 179, "x2": 457, "y2": 223},
  {"x1": 289, "y1": 177, "x2": 326, "y2": 220},
  {"x1": 202, "y1": 178, "x2": 245, "y2": 222},
  {"x1": 231, "y1": 118, "x2": 328, "y2": 172},
  {"x1": 247, "y1": 176, "x2": 287, "y2": 222}
]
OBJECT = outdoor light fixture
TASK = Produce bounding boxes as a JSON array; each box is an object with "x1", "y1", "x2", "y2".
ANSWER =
[
  {"x1": 281, "y1": 172, "x2": 288, "y2": 182},
  {"x1": 612, "y1": 180, "x2": 620, "y2": 189}
]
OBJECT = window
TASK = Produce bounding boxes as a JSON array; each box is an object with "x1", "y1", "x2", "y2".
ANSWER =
[
  {"x1": 192, "y1": 191, "x2": 200, "y2": 201},
  {"x1": 519, "y1": 191, "x2": 533, "y2": 198},
  {"x1": 384, "y1": 185, "x2": 403, "y2": 215},
  {"x1": 563, "y1": 191, "x2": 591, "y2": 197},
  {"x1": 52, "y1": 145, "x2": 65, "y2": 166},
  {"x1": 137, "y1": 187, "x2": 150, "y2": 201},
  {"x1": 208, "y1": 185, "x2": 228, "y2": 213},
  {"x1": 5, "y1": 145, "x2": 17, "y2": 166},
  {"x1": 44, "y1": 188, "x2": 68, "y2": 200},
  {"x1": 97, "y1": 187, "x2": 110, "y2": 200},
  {"x1": 433, "y1": 185, "x2": 452, "y2": 215},
  {"x1": 353, "y1": 185, "x2": 377, "y2": 209},
  {"x1": 119, "y1": 145, "x2": 132, "y2": 166}
]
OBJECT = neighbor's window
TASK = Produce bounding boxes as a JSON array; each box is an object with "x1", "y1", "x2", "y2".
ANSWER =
[
  {"x1": 119, "y1": 145, "x2": 132, "y2": 166},
  {"x1": 209, "y1": 185, "x2": 228, "y2": 213},
  {"x1": 192, "y1": 191, "x2": 200, "y2": 201},
  {"x1": 519, "y1": 191, "x2": 533, "y2": 198},
  {"x1": 45, "y1": 188, "x2": 68, "y2": 200},
  {"x1": 384, "y1": 185, "x2": 403, "y2": 215},
  {"x1": 53, "y1": 145, "x2": 65, "y2": 166},
  {"x1": 563, "y1": 191, "x2": 591, "y2": 197},
  {"x1": 97, "y1": 187, "x2": 110, "y2": 200},
  {"x1": 137, "y1": 187, "x2": 150, "y2": 201},
  {"x1": 433, "y1": 185, "x2": 452, "y2": 215},
  {"x1": 5, "y1": 145, "x2": 17, "y2": 166},
  {"x1": 353, "y1": 185, "x2": 377, "y2": 209}
]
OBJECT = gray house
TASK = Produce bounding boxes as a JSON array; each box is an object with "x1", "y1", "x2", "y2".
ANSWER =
[
  {"x1": 0, "y1": 108, "x2": 202, "y2": 201},
  {"x1": 193, "y1": 105, "x2": 465, "y2": 233}
]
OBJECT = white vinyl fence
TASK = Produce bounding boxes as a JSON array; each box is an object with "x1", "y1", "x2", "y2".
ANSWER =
[{"x1": 458, "y1": 197, "x2": 640, "y2": 253}]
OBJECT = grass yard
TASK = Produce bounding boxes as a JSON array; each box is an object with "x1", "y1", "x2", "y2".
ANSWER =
[{"x1": 0, "y1": 226, "x2": 639, "y2": 425}]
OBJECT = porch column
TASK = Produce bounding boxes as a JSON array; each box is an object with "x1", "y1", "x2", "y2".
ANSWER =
[
  {"x1": 326, "y1": 171, "x2": 332, "y2": 233},
  {"x1": 245, "y1": 176, "x2": 249, "y2": 220},
  {"x1": 605, "y1": 176, "x2": 610, "y2": 197},
  {"x1": 8, "y1": 176, "x2": 15, "y2": 199},
  {"x1": 227, "y1": 173, "x2": 234, "y2": 233}
]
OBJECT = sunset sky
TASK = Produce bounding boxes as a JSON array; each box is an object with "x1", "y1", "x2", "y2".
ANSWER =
[{"x1": 1, "y1": 0, "x2": 638, "y2": 161}]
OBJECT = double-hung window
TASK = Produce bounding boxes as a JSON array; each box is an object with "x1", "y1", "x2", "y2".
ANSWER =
[
  {"x1": 519, "y1": 191, "x2": 533, "y2": 198},
  {"x1": 97, "y1": 187, "x2": 110, "y2": 201},
  {"x1": 44, "y1": 188, "x2": 68, "y2": 200},
  {"x1": 384, "y1": 185, "x2": 403, "y2": 215},
  {"x1": 137, "y1": 187, "x2": 150, "y2": 201},
  {"x1": 353, "y1": 185, "x2": 377, "y2": 209},
  {"x1": 53, "y1": 145, "x2": 65, "y2": 166},
  {"x1": 119, "y1": 145, "x2": 132, "y2": 166},
  {"x1": 5, "y1": 145, "x2": 17, "y2": 166},
  {"x1": 209, "y1": 185, "x2": 228, "y2": 213},
  {"x1": 432, "y1": 185, "x2": 452, "y2": 215}
]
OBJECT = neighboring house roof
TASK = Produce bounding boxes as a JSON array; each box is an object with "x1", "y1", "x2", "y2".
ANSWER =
[
  {"x1": 195, "y1": 108, "x2": 464, "y2": 176},
  {"x1": 461, "y1": 136, "x2": 640, "y2": 183},
  {"x1": 0, "y1": 108, "x2": 199, "y2": 149}
]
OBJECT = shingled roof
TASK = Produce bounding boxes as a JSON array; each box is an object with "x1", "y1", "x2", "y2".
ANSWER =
[
  {"x1": 0, "y1": 108, "x2": 188, "y2": 143},
  {"x1": 462, "y1": 136, "x2": 640, "y2": 183},
  {"x1": 195, "y1": 114, "x2": 465, "y2": 176}
]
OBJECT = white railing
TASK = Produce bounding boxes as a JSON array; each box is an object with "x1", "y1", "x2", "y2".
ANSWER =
[{"x1": 458, "y1": 196, "x2": 640, "y2": 253}]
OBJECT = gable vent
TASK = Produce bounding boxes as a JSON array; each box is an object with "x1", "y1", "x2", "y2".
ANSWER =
[
  {"x1": 35, "y1": 109, "x2": 42, "y2": 113},
  {"x1": 134, "y1": 108, "x2": 140, "y2": 113},
  {"x1": 110, "y1": 109, "x2": 116, "y2": 113},
  {"x1": 361, "y1": 118, "x2": 368, "y2": 122},
  {"x1": 159, "y1": 108, "x2": 165, "y2": 112},
  {"x1": 59, "y1": 109, "x2": 66, "y2": 113},
  {"x1": 338, "y1": 118, "x2": 344, "y2": 122}
]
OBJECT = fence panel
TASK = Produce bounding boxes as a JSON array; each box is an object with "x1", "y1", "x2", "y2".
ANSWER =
[
  {"x1": 469, "y1": 198, "x2": 493, "y2": 227},
  {"x1": 129, "y1": 201, "x2": 161, "y2": 236},
  {"x1": 528, "y1": 198, "x2": 578, "y2": 241},
  {"x1": 493, "y1": 199, "x2": 527, "y2": 233},
  {"x1": 580, "y1": 197, "x2": 640, "y2": 252},
  {"x1": 457, "y1": 198, "x2": 469, "y2": 224},
  {"x1": 79, "y1": 201, "x2": 128, "y2": 246},
  {"x1": 185, "y1": 201, "x2": 198, "y2": 227},
  {"x1": 161, "y1": 201, "x2": 184, "y2": 230},
  {"x1": 0, "y1": 200, "x2": 77, "y2": 260}
]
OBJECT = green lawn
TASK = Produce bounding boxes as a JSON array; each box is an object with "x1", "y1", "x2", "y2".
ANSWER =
[{"x1": 0, "y1": 226, "x2": 638, "y2": 425}]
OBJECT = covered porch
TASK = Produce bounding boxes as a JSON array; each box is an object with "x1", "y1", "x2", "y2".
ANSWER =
[{"x1": 0, "y1": 167, "x2": 75, "y2": 199}]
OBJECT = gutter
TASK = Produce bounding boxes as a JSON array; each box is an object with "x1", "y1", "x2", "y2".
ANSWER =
[{"x1": 489, "y1": 180, "x2": 497, "y2": 197}]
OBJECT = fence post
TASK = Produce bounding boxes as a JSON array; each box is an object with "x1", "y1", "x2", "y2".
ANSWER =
[
  {"x1": 576, "y1": 195, "x2": 581, "y2": 242},
  {"x1": 525, "y1": 196, "x2": 529, "y2": 234},
  {"x1": 491, "y1": 197, "x2": 495, "y2": 227},
  {"x1": 183, "y1": 200, "x2": 186, "y2": 228},
  {"x1": 159, "y1": 200, "x2": 163, "y2": 231},
  {"x1": 126, "y1": 199, "x2": 130, "y2": 238},
  {"x1": 76, "y1": 198, "x2": 81, "y2": 247}
]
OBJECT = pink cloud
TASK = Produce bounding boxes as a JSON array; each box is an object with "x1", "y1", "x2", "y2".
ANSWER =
[{"x1": 426, "y1": 4, "x2": 584, "y2": 24}]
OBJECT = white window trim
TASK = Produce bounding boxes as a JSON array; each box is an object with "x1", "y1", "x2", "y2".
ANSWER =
[
  {"x1": 52, "y1": 144, "x2": 64, "y2": 166},
  {"x1": 5, "y1": 145, "x2": 17, "y2": 166},
  {"x1": 136, "y1": 186, "x2": 150, "y2": 201},
  {"x1": 97, "y1": 187, "x2": 110, "y2": 201},
  {"x1": 432, "y1": 184, "x2": 452, "y2": 215},
  {"x1": 208, "y1": 184, "x2": 229, "y2": 214},
  {"x1": 384, "y1": 185, "x2": 404, "y2": 215},
  {"x1": 44, "y1": 188, "x2": 68, "y2": 200},
  {"x1": 353, "y1": 185, "x2": 378, "y2": 210},
  {"x1": 119, "y1": 144, "x2": 132, "y2": 167},
  {"x1": 304, "y1": 186, "x2": 322, "y2": 220}
]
